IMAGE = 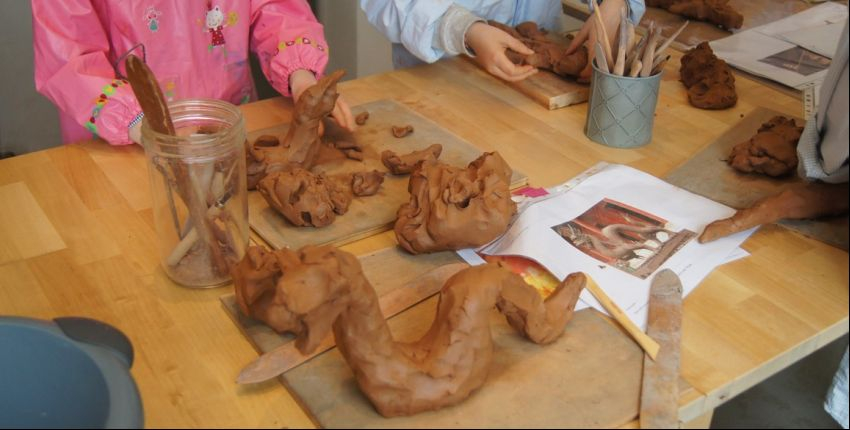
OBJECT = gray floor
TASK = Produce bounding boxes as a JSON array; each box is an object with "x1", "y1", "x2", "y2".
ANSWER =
[{"x1": 711, "y1": 333, "x2": 848, "y2": 429}]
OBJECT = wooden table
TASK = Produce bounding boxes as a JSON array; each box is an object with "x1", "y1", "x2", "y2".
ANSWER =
[{"x1": 1, "y1": 52, "x2": 847, "y2": 428}]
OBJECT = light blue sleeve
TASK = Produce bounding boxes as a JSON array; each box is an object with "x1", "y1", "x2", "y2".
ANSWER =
[
  {"x1": 584, "y1": 0, "x2": 646, "y2": 24},
  {"x1": 360, "y1": 0, "x2": 456, "y2": 63}
]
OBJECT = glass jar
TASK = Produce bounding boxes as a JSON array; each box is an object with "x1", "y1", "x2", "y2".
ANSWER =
[{"x1": 141, "y1": 99, "x2": 248, "y2": 288}]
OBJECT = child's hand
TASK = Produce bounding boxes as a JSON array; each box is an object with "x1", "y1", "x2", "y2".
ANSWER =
[
  {"x1": 465, "y1": 22, "x2": 538, "y2": 82},
  {"x1": 566, "y1": 0, "x2": 626, "y2": 81},
  {"x1": 291, "y1": 69, "x2": 356, "y2": 134}
]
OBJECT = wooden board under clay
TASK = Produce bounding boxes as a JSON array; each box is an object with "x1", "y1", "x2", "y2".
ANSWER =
[
  {"x1": 221, "y1": 246, "x2": 691, "y2": 428},
  {"x1": 665, "y1": 107, "x2": 848, "y2": 250},
  {"x1": 509, "y1": 68, "x2": 588, "y2": 110},
  {"x1": 467, "y1": 31, "x2": 588, "y2": 110},
  {"x1": 247, "y1": 99, "x2": 528, "y2": 250}
]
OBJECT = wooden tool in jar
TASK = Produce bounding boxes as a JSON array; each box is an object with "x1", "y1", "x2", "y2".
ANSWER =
[
  {"x1": 595, "y1": 5, "x2": 689, "y2": 78},
  {"x1": 125, "y1": 54, "x2": 234, "y2": 280}
]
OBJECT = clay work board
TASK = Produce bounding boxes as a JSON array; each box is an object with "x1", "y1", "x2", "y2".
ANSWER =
[
  {"x1": 509, "y1": 68, "x2": 588, "y2": 110},
  {"x1": 665, "y1": 107, "x2": 848, "y2": 250},
  {"x1": 463, "y1": 38, "x2": 588, "y2": 110},
  {"x1": 221, "y1": 247, "x2": 690, "y2": 428},
  {"x1": 247, "y1": 99, "x2": 527, "y2": 250}
]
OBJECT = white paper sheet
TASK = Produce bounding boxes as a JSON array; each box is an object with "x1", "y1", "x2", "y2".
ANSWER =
[
  {"x1": 458, "y1": 163, "x2": 755, "y2": 331},
  {"x1": 709, "y1": 2, "x2": 847, "y2": 89}
]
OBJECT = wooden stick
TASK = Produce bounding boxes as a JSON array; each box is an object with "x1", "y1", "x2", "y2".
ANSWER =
[
  {"x1": 652, "y1": 20, "x2": 689, "y2": 64},
  {"x1": 640, "y1": 23, "x2": 661, "y2": 77},
  {"x1": 613, "y1": 7, "x2": 629, "y2": 76},
  {"x1": 652, "y1": 54, "x2": 671, "y2": 72},
  {"x1": 629, "y1": 60, "x2": 642, "y2": 77},
  {"x1": 591, "y1": 0, "x2": 614, "y2": 68},
  {"x1": 585, "y1": 277, "x2": 661, "y2": 360},
  {"x1": 626, "y1": 34, "x2": 647, "y2": 76},
  {"x1": 595, "y1": 42, "x2": 610, "y2": 73},
  {"x1": 652, "y1": 57, "x2": 670, "y2": 76}
]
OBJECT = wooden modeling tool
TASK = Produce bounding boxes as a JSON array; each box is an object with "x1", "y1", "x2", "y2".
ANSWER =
[
  {"x1": 639, "y1": 269, "x2": 683, "y2": 429},
  {"x1": 652, "y1": 21, "x2": 689, "y2": 65},
  {"x1": 613, "y1": 7, "x2": 629, "y2": 76},
  {"x1": 591, "y1": 0, "x2": 614, "y2": 68},
  {"x1": 640, "y1": 23, "x2": 661, "y2": 77},
  {"x1": 595, "y1": 42, "x2": 610, "y2": 73},
  {"x1": 585, "y1": 277, "x2": 660, "y2": 360},
  {"x1": 125, "y1": 54, "x2": 231, "y2": 278}
]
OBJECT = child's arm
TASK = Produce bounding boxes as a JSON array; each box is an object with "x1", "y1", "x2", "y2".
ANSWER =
[
  {"x1": 32, "y1": 0, "x2": 142, "y2": 145},
  {"x1": 360, "y1": 0, "x2": 459, "y2": 64},
  {"x1": 249, "y1": 0, "x2": 329, "y2": 98}
]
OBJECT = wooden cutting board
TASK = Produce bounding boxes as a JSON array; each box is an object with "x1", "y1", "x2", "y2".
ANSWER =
[
  {"x1": 665, "y1": 107, "x2": 849, "y2": 250},
  {"x1": 247, "y1": 99, "x2": 528, "y2": 250},
  {"x1": 221, "y1": 247, "x2": 693, "y2": 428},
  {"x1": 467, "y1": 33, "x2": 589, "y2": 110},
  {"x1": 508, "y1": 68, "x2": 588, "y2": 110}
]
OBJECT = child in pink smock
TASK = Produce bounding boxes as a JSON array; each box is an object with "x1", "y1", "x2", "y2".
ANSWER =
[{"x1": 32, "y1": 0, "x2": 355, "y2": 146}]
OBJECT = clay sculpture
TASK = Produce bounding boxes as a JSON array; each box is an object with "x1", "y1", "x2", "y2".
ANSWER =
[
  {"x1": 727, "y1": 116, "x2": 803, "y2": 177},
  {"x1": 258, "y1": 169, "x2": 385, "y2": 228},
  {"x1": 647, "y1": 0, "x2": 743, "y2": 30},
  {"x1": 391, "y1": 125, "x2": 414, "y2": 138},
  {"x1": 488, "y1": 21, "x2": 588, "y2": 79},
  {"x1": 246, "y1": 70, "x2": 345, "y2": 190},
  {"x1": 232, "y1": 244, "x2": 586, "y2": 417},
  {"x1": 680, "y1": 42, "x2": 737, "y2": 109},
  {"x1": 355, "y1": 111, "x2": 369, "y2": 125},
  {"x1": 381, "y1": 143, "x2": 443, "y2": 175},
  {"x1": 699, "y1": 182, "x2": 850, "y2": 243},
  {"x1": 394, "y1": 152, "x2": 517, "y2": 254}
]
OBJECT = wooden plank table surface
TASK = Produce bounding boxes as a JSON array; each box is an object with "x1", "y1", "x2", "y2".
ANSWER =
[{"x1": 1, "y1": 50, "x2": 847, "y2": 428}]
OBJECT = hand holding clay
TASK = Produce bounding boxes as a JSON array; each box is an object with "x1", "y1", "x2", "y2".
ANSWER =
[
  {"x1": 232, "y1": 245, "x2": 586, "y2": 417},
  {"x1": 727, "y1": 116, "x2": 803, "y2": 177},
  {"x1": 394, "y1": 152, "x2": 517, "y2": 254},
  {"x1": 290, "y1": 69, "x2": 356, "y2": 133},
  {"x1": 566, "y1": 0, "x2": 625, "y2": 80},
  {"x1": 490, "y1": 21, "x2": 588, "y2": 79},
  {"x1": 465, "y1": 22, "x2": 538, "y2": 82},
  {"x1": 247, "y1": 70, "x2": 344, "y2": 189},
  {"x1": 699, "y1": 182, "x2": 849, "y2": 243}
]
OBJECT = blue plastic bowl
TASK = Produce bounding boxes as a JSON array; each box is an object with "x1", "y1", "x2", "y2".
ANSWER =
[{"x1": 0, "y1": 317, "x2": 143, "y2": 428}]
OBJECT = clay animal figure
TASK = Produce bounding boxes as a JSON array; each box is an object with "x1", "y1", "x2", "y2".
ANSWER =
[
  {"x1": 488, "y1": 21, "x2": 588, "y2": 80},
  {"x1": 258, "y1": 169, "x2": 385, "y2": 228},
  {"x1": 395, "y1": 152, "x2": 517, "y2": 254},
  {"x1": 727, "y1": 116, "x2": 803, "y2": 177},
  {"x1": 699, "y1": 182, "x2": 850, "y2": 243},
  {"x1": 246, "y1": 70, "x2": 345, "y2": 190},
  {"x1": 647, "y1": 0, "x2": 743, "y2": 30},
  {"x1": 680, "y1": 42, "x2": 737, "y2": 109},
  {"x1": 381, "y1": 143, "x2": 443, "y2": 175},
  {"x1": 232, "y1": 245, "x2": 586, "y2": 417}
]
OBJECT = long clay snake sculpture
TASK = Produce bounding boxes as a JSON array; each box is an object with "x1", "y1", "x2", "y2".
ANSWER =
[{"x1": 232, "y1": 245, "x2": 585, "y2": 417}]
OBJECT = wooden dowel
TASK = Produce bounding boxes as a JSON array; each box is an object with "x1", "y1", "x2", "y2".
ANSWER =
[
  {"x1": 591, "y1": 0, "x2": 614, "y2": 68},
  {"x1": 585, "y1": 277, "x2": 660, "y2": 360},
  {"x1": 613, "y1": 7, "x2": 629, "y2": 76},
  {"x1": 653, "y1": 20, "x2": 689, "y2": 64},
  {"x1": 641, "y1": 23, "x2": 661, "y2": 77}
]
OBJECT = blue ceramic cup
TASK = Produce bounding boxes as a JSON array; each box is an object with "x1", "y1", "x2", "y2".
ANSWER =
[{"x1": 584, "y1": 59, "x2": 663, "y2": 148}]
